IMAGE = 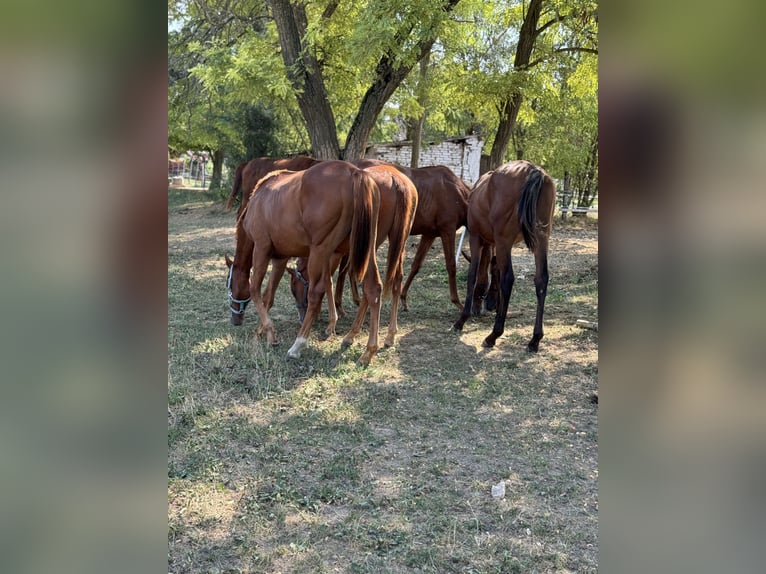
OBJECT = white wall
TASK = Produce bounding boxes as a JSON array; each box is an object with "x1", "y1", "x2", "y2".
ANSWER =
[{"x1": 365, "y1": 135, "x2": 485, "y2": 186}]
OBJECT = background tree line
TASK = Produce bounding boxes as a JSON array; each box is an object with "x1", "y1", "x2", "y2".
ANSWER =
[{"x1": 168, "y1": 0, "x2": 597, "y2": 209}]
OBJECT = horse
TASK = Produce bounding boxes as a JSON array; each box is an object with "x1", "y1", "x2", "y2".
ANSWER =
[
  {"x1": 226, "y1": 161, "x2": 384, "y2": 365},
  {"x1": 452, "y1": 160, "x2": 556, "y2": 352},
  {"x1": 225, "y1": 155, "x2": 320, "y2": 213},
  {"x1": 287, "y1": 163, "x2": 418, "y2": 349},
  {"x1": 333, "y1": 159, "x2": 471, "y2": 314}
]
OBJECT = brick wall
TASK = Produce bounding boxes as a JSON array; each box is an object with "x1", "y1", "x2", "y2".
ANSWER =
[{"x1": 364, "y1": 135, "x2": 485, "y2": 186}]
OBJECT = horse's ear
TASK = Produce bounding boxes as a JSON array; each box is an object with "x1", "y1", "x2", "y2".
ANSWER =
[
  {"x1": 225, "y1": 255, "x2": 233, "y2": 268},
  {"x1": 285, "y1": 267, "x2": 296, "y2": 278}
]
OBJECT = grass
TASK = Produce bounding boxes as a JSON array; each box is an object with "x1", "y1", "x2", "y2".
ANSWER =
[{"x1": 168, "y1": 187, "x2": 598, "y2": 573}]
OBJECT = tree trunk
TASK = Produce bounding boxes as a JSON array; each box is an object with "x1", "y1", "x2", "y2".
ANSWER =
[
  {"x1": 410, "y1": 49, "x2": 431, "y2": 168},
  {"x1": 268, "y1": 0, "x2": 341, "y2": 159},
  {"x1": 209, "y1": 149, "x2": 224, "y2": 190},
  {"x1": 342, "y1": 0, "x2": 461, "y2": 160},
  {"x1": 487, "y1": 0, "x2": 543, "y2": 170}
]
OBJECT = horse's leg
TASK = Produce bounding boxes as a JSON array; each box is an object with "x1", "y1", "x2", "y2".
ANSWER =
[
  {"x1": 452, "y1": 233, "x2": 484, "y2": 331},
  {"x1": 350, "y1": 272, "x2": 361, "y2": 307},
  {"x1": 324, "y1": 254, "x2": 343, "y2": 337},
  {"x1": 472, "y1": 245, "x2": 493, "y2": 316},
  {"x1": 334, "y1": 254, "x2": 349, "y2": 318},
  {"x1": 287, "y1": 253, "x2": 327, "y2": 359},
  {"x1": 383, "y1": 256, "x2": 404, "y2": 348},
  {"x1": 264, "y1": 257, "x2": 288, "y2": 311},
  {"x1": 400, "y1": 235, "x2": 435, "y2": 312},
  {"x1": 341, "y1": 292, "x2": 369, "y2": 350},
  {"x1": 527, "y1": 236, "x2": 550, "y2": 353},
  {"x1": 251, "y1": 249, "x2": 277, "y2": 345},
  {"x1": 483, "y1": 243, "x2": 514, "y2": 348},
  {"x1": 485, "y1": 251, "x2": 499, "y2": 312},
  {"x1": 358, "y1": 263, "x2": 383, "y2": 366},
  {"x1": 439, "y1": 229, "x2": 463, "y2": 310}
]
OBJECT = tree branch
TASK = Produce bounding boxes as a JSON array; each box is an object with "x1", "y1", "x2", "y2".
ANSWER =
[{"x1": 554, "y1": 46, "x2": 598, "y2": 55}]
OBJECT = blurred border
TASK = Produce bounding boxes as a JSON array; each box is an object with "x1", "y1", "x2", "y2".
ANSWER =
[
  {"x1": 600, "y1": 1, "x2": 766, "y2": 572},
  {"x1": 0, "y1": 1, "x2": 168, "y2": 573}
]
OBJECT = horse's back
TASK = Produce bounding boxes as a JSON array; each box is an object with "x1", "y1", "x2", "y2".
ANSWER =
[{"x1": 469, "y1": 160, "x2": 555, "y2": 246}]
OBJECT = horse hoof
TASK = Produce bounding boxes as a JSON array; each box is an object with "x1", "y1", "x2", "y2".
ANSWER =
[
  {"x1": 451, "y1": 322, "x2": 463, "y2": 332},
  {"x1": 340, "y1": 338, "x2": 352, "y2": 350},
  {"x1": 383, "y1": 338, "x2": 395, "y2": 349},
  {"x1": 481, "y1": 337, "x2": 495, "y2": 348},
  {"x1": 526, "y1": 343, "x2": 539, "y2": 353}
]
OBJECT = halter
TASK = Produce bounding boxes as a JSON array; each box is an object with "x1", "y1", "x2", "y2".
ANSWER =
[{"x1": 227, "y1": 264, "x2": 251, "y2": 315}]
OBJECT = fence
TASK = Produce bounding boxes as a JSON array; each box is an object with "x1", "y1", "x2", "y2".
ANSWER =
[
  {"x1": 556, "y1": 188, "x2": 598, "y2": 218},
  {"x1": 168, "y1": 153, "x2": 215, "y2": 189}
]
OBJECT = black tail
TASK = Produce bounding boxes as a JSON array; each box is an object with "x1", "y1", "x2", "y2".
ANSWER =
[{"x1": 518, "y1": 167, "x2": 544, "y2": 251}]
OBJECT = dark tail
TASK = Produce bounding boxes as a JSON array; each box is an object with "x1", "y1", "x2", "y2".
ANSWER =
[
  {"x1": 349, "y1": 171, "x2": 380, "y2": 282},
  {"x1": 518, "y1": 167, "x2": 544, "y2": 251},
  {"x1": 225, "y1": 162, "x2": 246, "y2": 210},
  {"x1": 383, "y1": 175, "x2": 415, "y2": 299}
]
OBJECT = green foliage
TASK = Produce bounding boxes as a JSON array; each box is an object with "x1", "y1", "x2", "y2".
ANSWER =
[{"x1": 169, "y1": 0, "x2": 597, "y2": 185}]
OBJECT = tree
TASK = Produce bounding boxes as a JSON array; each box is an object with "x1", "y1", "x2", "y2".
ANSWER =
[
  {"x1": 486, "y1": 0, "x2": 598, "y2": 169},
  {"x1": 266, "y1": 0, "x2": 462, "y2": 160}
]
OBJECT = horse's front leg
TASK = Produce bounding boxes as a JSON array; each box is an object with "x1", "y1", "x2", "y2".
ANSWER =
[
  {"x1": 251, "y1": 250, "x2": 277, "y2": 345},
  {"x1": 287, "y1": 254, "x2": 327, "y2": 359}
]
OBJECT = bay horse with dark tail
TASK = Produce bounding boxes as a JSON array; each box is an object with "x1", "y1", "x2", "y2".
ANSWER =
[
  {"x1": 453, "y1": 160, "x2": 556, "y2": 352},
  {"x1": 227, "y1": 161, "x2": 384, "y2": 365}
]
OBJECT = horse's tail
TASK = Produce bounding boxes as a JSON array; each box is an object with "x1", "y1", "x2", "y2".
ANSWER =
[
  {"x1": 225, "y1": 162, "x2": 246, "y2": 211},
  {"x1": 518, "y1": 166, "x2": 545, "y2": 251},
  {"x1": 383, "y1": 175, "x2": 414, "y2": 299},
  {"x1": 349, "y1": 170, "x2": 380, "y2": 283}
]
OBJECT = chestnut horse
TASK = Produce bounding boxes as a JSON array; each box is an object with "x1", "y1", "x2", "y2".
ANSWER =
[
  {"x1": 288, "y1": 164, "x2": 418, "y2": 349},
  {"x1": 225, "y1": 155, "x2": 320, "y2": 213},
  {"x1": 227, "y1": 161, "x2": 384, "y2": 364},
  {"x1": 453, "y1": 160, "x2": 556, "y2": 352},
  {"x1": 335, "y1": 159, "x2": 471, "y2": 313}
]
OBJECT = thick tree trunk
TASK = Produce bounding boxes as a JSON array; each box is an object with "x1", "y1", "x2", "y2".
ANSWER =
[
  {"x1": 410, "y1": 50, "x2": 431, "y2": 168},
  {"x1": 342, "y1": 0, "x2": 460, "y2": 160},
  {"x1": 487, "y1": 0, "x2": 543, "y2": 170},
  {"x1": 209, "y1": 149, "x2": 224, "y2": 190},
  {"x1": 268, "y1": 0, "x2": 341, "y2": 159}
]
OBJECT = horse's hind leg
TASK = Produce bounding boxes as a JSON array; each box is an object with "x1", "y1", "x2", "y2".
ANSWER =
[
  {"x1": 334, "y1": 254, "x2": 349, "y2": 318},
  {"x1": 472, "y1": 245, "x2": 493, "y2": 315},
  {"x1": 527, "y1": 237, "x2": 549, "y2": 352},
  {"x1": 453, "y1": 234, "x2": 484, "y2": 331},
  {"x1": 383, "y1": 258, "x2": 405, "y2": 348},
  {"x1": 483, "y1": 244, "x2": 514, "y2": 348},
  {"x1": 400, "y1": 235, "x2": 435, "y2": 311},
  {"x1": 439, "y1": 229, "x2": 463, "y2": 310},
  {"x1": 325, "y1": 253, "x2": 344, "y2": 337},
  {"x1": 359, "y1": 265, "x2": 382, "y2": 366}
]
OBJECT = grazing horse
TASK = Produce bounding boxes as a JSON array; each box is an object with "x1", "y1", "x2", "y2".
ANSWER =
[
  {"x1": 453, "y1": 160, "x2": 556, "y2": 352},
  {"x1": 335, "y1": 159, "x2": 471, "y2": 313},
  {"x1": 225, "y1": 155, "x2": 320, "y2": 213},
  {"x1": 288, "y1": 164, "x2": 418, "y2": 349},
  {"x1": 227, "y1": 161, "x2": 384, "y2": 365}
]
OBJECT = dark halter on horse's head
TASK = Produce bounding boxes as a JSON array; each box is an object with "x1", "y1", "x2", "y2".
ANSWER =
[{"x1": 227, "y1": 264, "x2": 251, "y2": 314}]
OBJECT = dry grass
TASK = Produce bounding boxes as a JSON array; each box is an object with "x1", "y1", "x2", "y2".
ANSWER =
[{"x1": 168, "y1": 188, "x2": 598, "y2": 573}]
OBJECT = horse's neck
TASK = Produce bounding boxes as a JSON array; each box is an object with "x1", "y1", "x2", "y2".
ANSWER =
[{"x1": 234, "y1": 224, "x2": 254, "y2": 267}]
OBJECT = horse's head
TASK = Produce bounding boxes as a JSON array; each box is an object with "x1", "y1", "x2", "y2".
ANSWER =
[
  {"x1": 225, "y1": 254, "x2": 250, "y2": 326},
  {"x1": 285, "y1": 259, "x2": 309, "y2": 324}
]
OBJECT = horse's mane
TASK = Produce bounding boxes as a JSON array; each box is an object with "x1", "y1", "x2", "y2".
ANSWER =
[{"x1": 236, "y1": 169, "x2": 292, "y2": 229}]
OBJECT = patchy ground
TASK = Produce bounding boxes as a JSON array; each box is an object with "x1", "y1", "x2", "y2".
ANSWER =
[{"x1": 168, "y1": 188, "x2": 598, "y2": 573}]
